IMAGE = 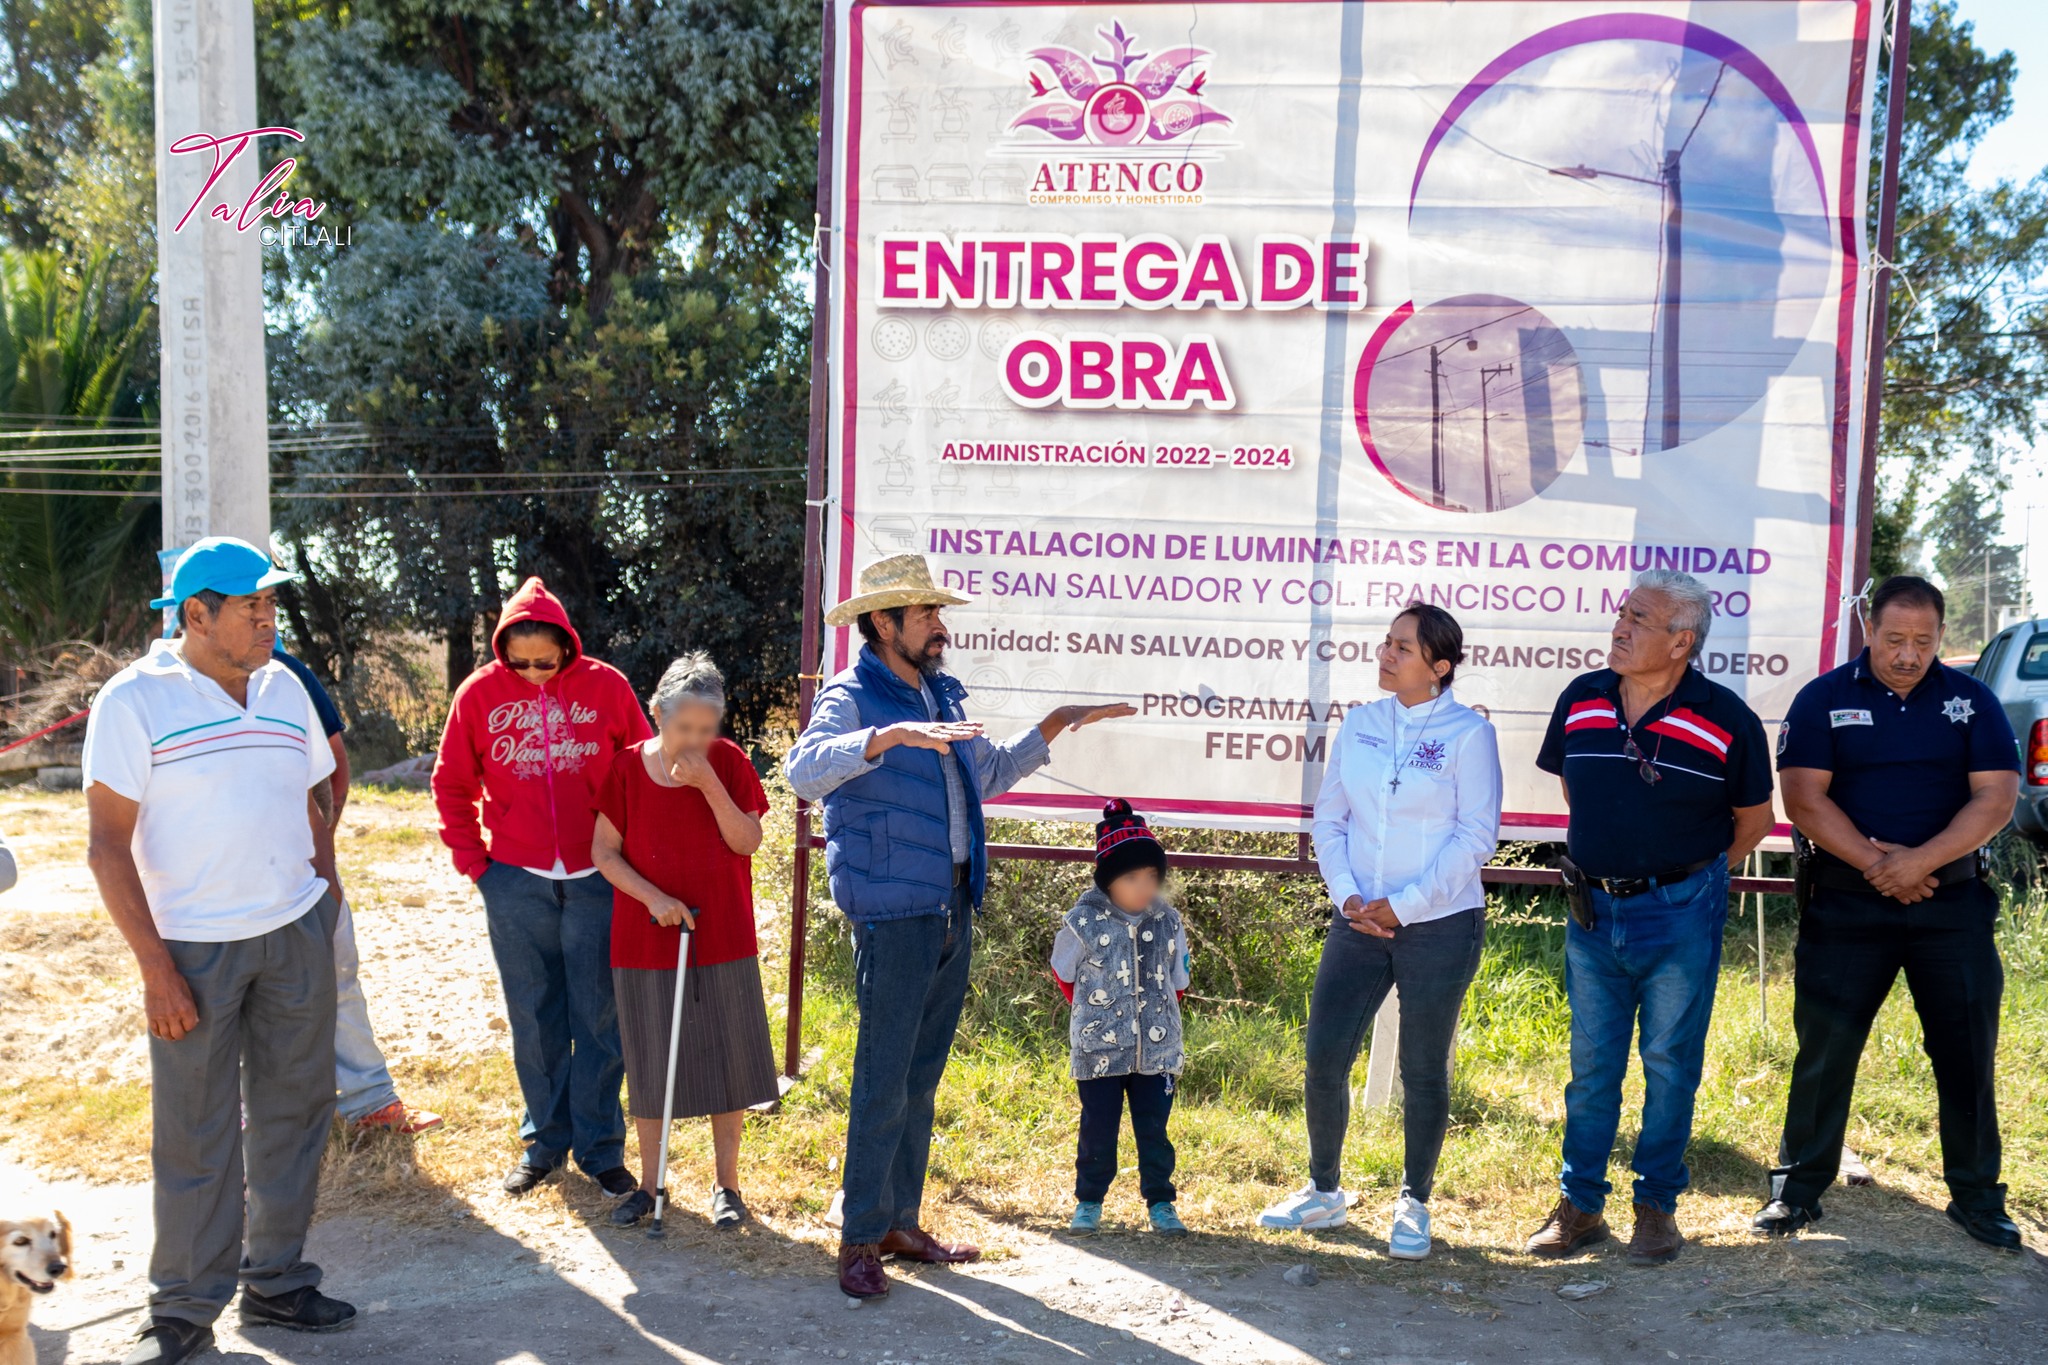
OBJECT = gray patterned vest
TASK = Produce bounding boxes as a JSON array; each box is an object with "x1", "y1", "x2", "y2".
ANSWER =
[{"x1": 1064, "y1": 887, "x2": 1186, "y2": 1080}]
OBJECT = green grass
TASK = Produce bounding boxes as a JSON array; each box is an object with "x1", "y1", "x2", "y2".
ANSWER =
[{"x1": 729, "y1": 803, "x2": 2048, "y2": 1327}]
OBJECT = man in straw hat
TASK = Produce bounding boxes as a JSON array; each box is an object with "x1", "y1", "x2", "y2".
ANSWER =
[{"x1": 788, "y1": 553, "x2": 1133, "y2": 1301}]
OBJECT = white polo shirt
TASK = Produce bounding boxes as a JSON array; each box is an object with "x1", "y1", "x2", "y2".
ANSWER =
[{"x1": 82, "y1": 638, "x2": 335, "y2": 942}]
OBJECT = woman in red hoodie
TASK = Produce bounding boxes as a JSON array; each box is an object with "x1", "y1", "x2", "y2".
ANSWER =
[{"x1": 433, "y1": 577, "x2": 651, "y2": 1198}]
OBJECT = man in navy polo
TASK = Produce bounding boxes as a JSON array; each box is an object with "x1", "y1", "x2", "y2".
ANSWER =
[
  {"x1": 1526, "y1": 569, "x2": 1773, "y2": 1266},
  {"x1": 1754, "y1": 575, "x2": 2021, "y2": 1248}
]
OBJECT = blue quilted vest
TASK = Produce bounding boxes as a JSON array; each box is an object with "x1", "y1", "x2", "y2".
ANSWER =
[{"x1": 820, "y1": 647, "x2": 987, "y2": 922}]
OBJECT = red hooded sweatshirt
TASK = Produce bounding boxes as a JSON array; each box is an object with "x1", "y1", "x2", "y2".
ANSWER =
[{"x1": 432, "y1": 577, "x2": 651, "y2": 881}]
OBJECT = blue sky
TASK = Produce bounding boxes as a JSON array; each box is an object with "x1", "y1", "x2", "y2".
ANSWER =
[
  {"x1": 1952, "y1": 2, "x2": 2048, "y2": 615},
  {"x1": 1959, "y1": 1, "x2": 2048, "y2": 190}
]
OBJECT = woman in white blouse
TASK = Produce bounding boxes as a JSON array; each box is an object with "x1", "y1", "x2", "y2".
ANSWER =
[{"x1": 1258, "y1": 604, "x2": 1502, "y2": 1260}]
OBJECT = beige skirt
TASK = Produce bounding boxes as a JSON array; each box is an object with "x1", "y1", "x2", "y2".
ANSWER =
[{"x1": 613, "y1": 956, "x2": 779, "y2": 1120}]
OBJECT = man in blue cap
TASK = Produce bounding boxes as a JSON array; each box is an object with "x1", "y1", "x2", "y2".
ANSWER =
[{"x1": 83, "y1": 536, "x2": 358, "y2": 1364}]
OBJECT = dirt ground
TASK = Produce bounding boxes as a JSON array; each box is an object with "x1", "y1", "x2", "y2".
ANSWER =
[{"x1": 2, "y1": 788, "x2": 2047, "y2": 1364}]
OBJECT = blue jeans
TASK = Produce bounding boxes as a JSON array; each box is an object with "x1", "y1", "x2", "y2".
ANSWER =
[
  {"x1": 477, "y1": 863, "x2": 626, "y2": 1174},
  {"x1": 1559, "y1": 855, "x2": 1728, "y2": 1214},
  {"x1": 840, "y1": 884, "x2": 974, "y2": 1246}
]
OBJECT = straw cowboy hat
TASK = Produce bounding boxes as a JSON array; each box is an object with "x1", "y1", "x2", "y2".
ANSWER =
[{"x1": 824, "y1": 553, "x2": 973, "y2": 627}]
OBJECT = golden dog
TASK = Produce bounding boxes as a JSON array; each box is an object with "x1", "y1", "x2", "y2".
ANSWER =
[{"x1": 0, "y1": 1213, "x2": 72, "y2": 1365}]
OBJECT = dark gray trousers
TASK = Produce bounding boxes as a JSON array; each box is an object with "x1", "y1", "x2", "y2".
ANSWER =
[
  {"x1": 148, "y1": 894, "x2": 338, "y2": 1325},
  {"x1": 1304, "y1": 907, "x2": 1485, "y2": 1202}
]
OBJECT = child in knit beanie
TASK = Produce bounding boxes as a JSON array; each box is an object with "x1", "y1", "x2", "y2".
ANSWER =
[{"x1": 1050, "y1": 799, "x2": 1190, "y2": 1236}]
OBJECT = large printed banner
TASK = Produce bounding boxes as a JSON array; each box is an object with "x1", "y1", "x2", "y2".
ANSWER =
[{"x1": 823, "y1": 0, "x2": 1880, "y2": 833}]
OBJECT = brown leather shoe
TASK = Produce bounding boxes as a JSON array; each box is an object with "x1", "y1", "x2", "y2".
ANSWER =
[
  {"x1": 1525, "y1": 1196, "x2": 1609, "y2": 1258},
  {"x1": 879, "y1": 1226, "x2": 981, "y2": 1263},
  {"x1": 838, "y1": 1243, "x2": 890, "y2": 1299},
  {"x1": 1627, "y1": 1203, "x2": 1684, "y2": 1264}
]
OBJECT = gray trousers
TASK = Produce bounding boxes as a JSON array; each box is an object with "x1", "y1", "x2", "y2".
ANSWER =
[
  {"x1": 149, "y1": 894, "x2": 339, "y2": 1325},
  {"x1": 332, "y1": 897, "x2": 400, "y2": 1122}
]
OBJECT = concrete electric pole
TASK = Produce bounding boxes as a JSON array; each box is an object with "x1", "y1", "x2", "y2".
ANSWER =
[{"x1": 153, "y1": 0, "x2": 271, "y2": 562}]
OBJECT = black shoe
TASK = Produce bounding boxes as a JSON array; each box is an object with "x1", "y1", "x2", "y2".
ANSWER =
[
  {"x1": 1752, "y1": 1199, "x2": 1822, "y2": 1236},
  {"x1": 1947, "y1": 1202, "x2": 2022, "y2": 1250},
  {"x1": 592, "y1": 1166, "x2": 638, "y2": 1198},
  {"x1": 712, "y1": 1186, "x2": 751, "y2": 1230},
  {"x1": 237, "y1": 1285, "x2": 358, "y2": 1333},
  {"x1": 122, "y1": 1318, "x2": 214, "y2": 1365},
  {"x1": 503, "y1": 1156, "x2": 560, "y2": 1195},
  {"x1": 609, "y1": 1190, "x2": 654, "y2": 1227}
]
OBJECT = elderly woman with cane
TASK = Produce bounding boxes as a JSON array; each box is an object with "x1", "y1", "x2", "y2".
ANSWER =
[{"x1": 592, "y1": 653, "x2": 777, "y2": 1229}]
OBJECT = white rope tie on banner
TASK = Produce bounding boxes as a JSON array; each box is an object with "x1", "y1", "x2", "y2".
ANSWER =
[
  {"x1": 1842, "y1": 576, "x2": 1874, "y2": 648},
  {"x1": 811, "y1": 214, "x2": 827, "y2": 271},
  {"x1": 1870, "y1": 247, "x2": 1937, "y2": 353}
]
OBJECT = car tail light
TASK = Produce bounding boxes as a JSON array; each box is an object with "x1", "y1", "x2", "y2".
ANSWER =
[{"x1": 2031, "y1": 719, "x2": 2048, "y2": 787}]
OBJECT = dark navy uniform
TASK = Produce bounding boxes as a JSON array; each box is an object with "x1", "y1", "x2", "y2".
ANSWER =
[{"x1": 1769, "y1": 651, "x2": 2020, "y2": 1216}]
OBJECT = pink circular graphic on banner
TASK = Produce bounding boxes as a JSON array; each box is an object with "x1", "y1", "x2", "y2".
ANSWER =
[
  {"x1": 1401, "y1": 17, "x2": 1833, "y2": 456},
  {"x1": 1354, "y1": 295, "x2": 1585, "y2": 514},
  {"x1": 1084, "y1": 84, "x2": 1149, "y2": 146}
]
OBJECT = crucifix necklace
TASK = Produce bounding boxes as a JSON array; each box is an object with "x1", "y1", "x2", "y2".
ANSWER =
[{"x1": 1388, "y1": 695, "x2": 1444, "y2": 793}]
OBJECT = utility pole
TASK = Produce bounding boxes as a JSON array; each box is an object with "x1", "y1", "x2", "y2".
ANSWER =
[
  {"x1": 1479, "y1": 362, "x2": 1514, "y2": 513},
  {"x1": 1549, "y1": 150, "x2": 1689, "y2": 453},
  {"x1": 1428, "y1": 343, "x2": 1445, "y2": 507},
  {"x1": 1660, "y1": 149, "x2": 1683, "y2": 453},
  {"x1": 154, "y1": 0, "x2": 272, "y2": 574}
]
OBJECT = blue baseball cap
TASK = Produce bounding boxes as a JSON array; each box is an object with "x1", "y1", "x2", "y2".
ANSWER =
[{"x1": 150, "y1": 536, "x2": 298, "y2": 609}]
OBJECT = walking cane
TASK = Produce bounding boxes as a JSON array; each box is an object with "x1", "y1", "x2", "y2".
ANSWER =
[{"x1": 647, "y1": 925, "x2": 693, "y2": 1240}]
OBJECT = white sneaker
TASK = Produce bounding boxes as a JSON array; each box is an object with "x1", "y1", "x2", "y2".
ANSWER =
[
  {"x1": 1388, "y1": 1194, "x2": 1431, "y2": 1260},
  {"x1": 1257, "y1": 1182, "x2": 1349, "y2": 1231}
]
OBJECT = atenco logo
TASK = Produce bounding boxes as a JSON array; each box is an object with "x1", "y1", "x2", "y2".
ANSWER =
[
  {"x1": 1031, "y1": 161, "x2": 1209, "y2": 196},
  {"x1": 1007, "y1": 19, "x2": 1231, "y2": 206}
]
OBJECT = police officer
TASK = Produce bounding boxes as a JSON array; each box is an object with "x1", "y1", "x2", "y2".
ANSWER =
[{"x1": 1754, "y1": 575, "x2": 2022, "y2": 1247}]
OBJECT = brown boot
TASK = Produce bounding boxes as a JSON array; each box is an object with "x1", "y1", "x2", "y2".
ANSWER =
[
  {"x1": 1526, "y1": 1196, "x2": 1609, "y2": 1258},
  {"x1": 1627, "y1": 1204, "x2": 1684, "y2": 1264},
  {"x1": 837, "y1": 1243, "x2": 890, "y2": 1300},
  {"x1": 879, "y1": 1226, "x2": 980, "y2": 1263}
]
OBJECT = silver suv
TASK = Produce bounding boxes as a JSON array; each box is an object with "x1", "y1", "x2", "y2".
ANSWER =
[{"x1": 1971, "y1": 619, "x2": 2048, "y2": 846}]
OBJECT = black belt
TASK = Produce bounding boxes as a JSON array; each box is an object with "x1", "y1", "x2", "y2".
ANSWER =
[
  {"x1": 1586, "y1": 857, "x2": 1715, "y2": 900},
  {"x1": 953, "y1": 861, "x2": 971, "y2": 886},
  {"x1": 1814, "y1": 849, "x2": 1980, "y2": 894}
]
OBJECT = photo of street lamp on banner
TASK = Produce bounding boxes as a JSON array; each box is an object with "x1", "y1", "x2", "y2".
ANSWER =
[{"x1": 821, "y1": 0, "x2": 1880, "y2": 834}]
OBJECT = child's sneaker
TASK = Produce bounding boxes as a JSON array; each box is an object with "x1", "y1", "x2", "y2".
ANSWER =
[
  {"x1": 1148, "y1": 1202, "x2": 1188, "y2": 1237},
  {"x1": 1388, "y1": 1194, "x2": 1431, "y2": 1260},
  {"x1": 1258, "y1": 1183, "x2": 1349, "y2": 1231},
  {"x1": 1068, "y1": 1201, "x2": 1103, "y2": 1234}
]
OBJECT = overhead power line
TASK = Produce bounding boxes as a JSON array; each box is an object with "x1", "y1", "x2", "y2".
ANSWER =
[
  {"x1": 0, "y1": 465, "x2": 804, "y2": 481},
  {"x1": 0, "y1": 477, "x2": 808, "y2": 501}
]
